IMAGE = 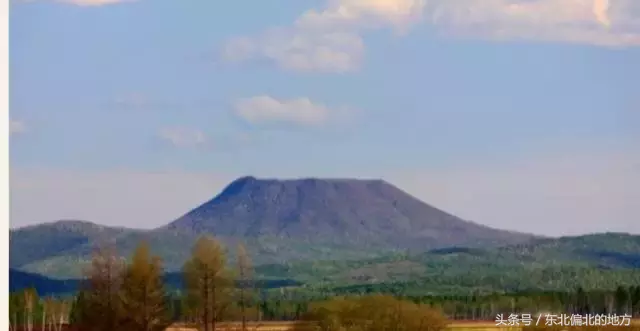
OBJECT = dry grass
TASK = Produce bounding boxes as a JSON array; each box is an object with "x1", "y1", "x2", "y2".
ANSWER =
[
  {"x1": 165, "y1": 320, "x2": 640, "y2": 331},
  {"x1": 450, "y1": 321, "x2": 521, "y2": 331},
  {"x1": 167, "y1": 321, "x2": 312, "y2": 331},
  {"x1": 166, "y1": 321, "x2": 517, "y2": 331}
]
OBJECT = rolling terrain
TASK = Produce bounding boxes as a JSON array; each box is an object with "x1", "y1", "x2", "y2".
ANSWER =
[
  {"x1": 254, "y1": 232, "x2": 640, "y2": 294},
  {"x1": 10, "y1": 176, "x2": 538, "y2": 279},
  {"x1": 10, "y1": 176, "x2": 640, "y2": 295},
  {"x1": 10, "y1": 232, "x2": 640, "y2": 296}
]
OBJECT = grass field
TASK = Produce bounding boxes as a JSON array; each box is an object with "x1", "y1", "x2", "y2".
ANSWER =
[{"x1": 166, "y1": 320, "x2": 640, "y2": 331}]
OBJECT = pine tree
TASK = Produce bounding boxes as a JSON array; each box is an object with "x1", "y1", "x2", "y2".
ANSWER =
[
  {"x1": 118, "y1": 241, "x2": 172, "y2": 331},
  {"x1": 183, "y1": 235, "x2": 233, "y2": 331}
]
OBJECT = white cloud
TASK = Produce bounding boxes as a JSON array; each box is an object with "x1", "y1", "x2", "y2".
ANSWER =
[
  {"x1": 222, "y1": 0, "x2": 640, "y2": 72},
  {"x1": 295, "y1": 0, "x2": 427, "y2": 32},
  {"x1": 158, "y1": 127, "x2": 207, "y2": 148},
  {"x1": 223, "y1": 29, "x2": 365, "y2": 73},
  {"x1": 233, "y1": 95, "x2": 337, "y2": 127},
  {"x1": 594, "y1": 0, "x2": 612, "y2": 27},
  {"x1": 222, "y1": 0, "x2": 423, "y2": 73},
  {"x1": 10, "y1": 120, "x2": 27, "y2": 135},
  {"x1": 10, "y1": 148, "x2": 640, "y2": 235},
  {"x1": 425, "y1": 0, "x2": 640, "y2": 47}
]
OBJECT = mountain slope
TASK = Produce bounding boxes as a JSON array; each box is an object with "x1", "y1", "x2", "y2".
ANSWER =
[
  {"x1": 11, "y1": 176, "x2": 538, "y2": 278},
  {"x1": 165, "y1": 176, "x2": 536, "y2": 249}
]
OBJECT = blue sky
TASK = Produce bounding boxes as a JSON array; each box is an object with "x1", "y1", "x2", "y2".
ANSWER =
[{"x1": 9, "y1": 0, "x2": 640, "y2": 235}]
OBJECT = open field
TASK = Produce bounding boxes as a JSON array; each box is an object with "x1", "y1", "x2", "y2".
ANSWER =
[
  {"x1": 10, "y1": 320, "x2": 640, "y2": 331},
  {"x1": 165, "y1": 320, "x2": 640, "y2": 331},
  {"x1": 167, "y1": 321, "x2": 505, "y2": 331}
]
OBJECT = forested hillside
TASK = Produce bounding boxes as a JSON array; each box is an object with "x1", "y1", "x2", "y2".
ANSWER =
[{"x1": 9, "y1": 236, "x2": 640, "y2": 331}]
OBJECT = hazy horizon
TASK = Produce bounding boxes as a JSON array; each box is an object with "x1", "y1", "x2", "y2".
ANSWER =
[{"x1": 9, "y1": 0, "x2": 640, "y2": 236}]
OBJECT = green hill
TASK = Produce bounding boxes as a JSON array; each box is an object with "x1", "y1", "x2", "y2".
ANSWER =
[
  {"x1": 10, "y1": 231, "x2": 640, "y2": 296},
  {"x1": 253, "y1": 233, "x2": 640, "y2": 294}
]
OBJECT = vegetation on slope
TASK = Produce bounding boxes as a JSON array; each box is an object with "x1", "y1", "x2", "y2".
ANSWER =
[
  {"x1": 9, "y1": 235, "x2": 640, "y2": 331},
  {"x1": 9, "y1": 220, "x2": 137, "y2": 269},
  {"x1": 252, "y1": 233, "x2": 640, "y2": 293},
  {"x1": 11, "y1": 232, "x2": 640, "y2": 294}
]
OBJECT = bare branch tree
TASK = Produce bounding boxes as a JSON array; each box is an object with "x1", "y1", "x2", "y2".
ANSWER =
[
  {"x1": 24, "y1": 288, "x2": 37, "y2": 331},
  {"x1": 78, "y1": 243, "x2": 125, "y2": 331},
  {"x1": 236, "y1": 242, "x2": 255, "y2": 331}
]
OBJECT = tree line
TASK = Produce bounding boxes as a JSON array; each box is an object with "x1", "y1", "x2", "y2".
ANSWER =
[
  {"x1": 11, "y1": 235, "x2": 258, "y2": 331},
  {"x1": 9, "y1": 287, "x2": 70, "y2": 331},
  {"x1": 9, "y1": 235, "x2": 640, "y2": 331}
]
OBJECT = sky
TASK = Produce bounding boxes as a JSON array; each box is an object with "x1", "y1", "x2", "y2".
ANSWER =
[{"x1": 8, "y1": 0, "x2": 640, "y2": 236}]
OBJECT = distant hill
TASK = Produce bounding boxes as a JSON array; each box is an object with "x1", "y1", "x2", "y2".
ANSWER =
[
  {"x1": 10, "y1": 232, "x2": 640, "y2": 295},
  {"x1": 9, "y1": 220, "x2": 138, "y2": 269},
  {"x1": 11, "y1": 233, "x2": 640, "y2": 296},
  {"x1": 12, "y1": 176, "x2": 538, "y2": 278}
]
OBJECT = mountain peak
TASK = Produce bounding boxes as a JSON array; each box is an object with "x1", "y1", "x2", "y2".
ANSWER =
[
  {"x1": 233, "y1": 175, "x2": 258, "y2": 184},
  {"x1": 229, "y1": 176, "x2": 388, "y2": 183},
  {"x1": 218, "y1": 176, "x2": 258, "y2": 197},
  {"x1": 217, "y1": 176, "x2": 391, "y2": 199}
]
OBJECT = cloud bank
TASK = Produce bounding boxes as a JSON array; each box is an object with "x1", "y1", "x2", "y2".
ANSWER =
[{"x1": 223, "y1": 0, "x2": 640, "y2": 72}]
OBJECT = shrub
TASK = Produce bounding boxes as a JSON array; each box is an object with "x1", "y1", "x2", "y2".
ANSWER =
[{"x1": 294, "y1": 295, "x2": 449, "y2": 331}]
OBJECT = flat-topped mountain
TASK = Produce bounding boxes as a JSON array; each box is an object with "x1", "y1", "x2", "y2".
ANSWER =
[
  {"x1": 11, "y1": 176, "x2": 538, "y2": 278},
  {"x1": 165, "y1": 176, "x2": 535, "y2": 249}
]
